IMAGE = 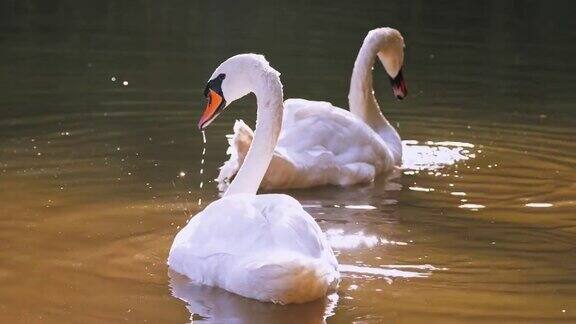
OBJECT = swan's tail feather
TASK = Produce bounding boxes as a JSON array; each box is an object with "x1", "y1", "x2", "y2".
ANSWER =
[
  {"x1": 230, "y1": 254, "x2": 340, "y2": 304},
  {"x1": 216, "y1": 120, "x2": 254, "y2": 191}
]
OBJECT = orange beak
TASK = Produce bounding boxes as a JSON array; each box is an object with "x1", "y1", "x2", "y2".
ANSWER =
[{"x1": 198, "y1": 89, "x2": 224, "y2": 130}]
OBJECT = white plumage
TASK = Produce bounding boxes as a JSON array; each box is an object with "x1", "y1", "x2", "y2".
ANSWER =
[
  {"x1": 217, "y1": 28, "x2": 407, "y2": 190},
  {"x1": 169, "y1": 193, "x2": 339, "y2": 304},
  {"x1": 218, "y1": 98, "x2": 397, "y2": 190},
  {"x1": 168, "y1": 54, "x2": 339, "y2": 304}
]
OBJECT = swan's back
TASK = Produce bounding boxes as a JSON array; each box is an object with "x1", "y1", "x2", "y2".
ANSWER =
[
  {"x1": 168, "y1": 193, "x2": 339, "y2": 304},
  {"x1": 277, "y1": 98, "x2": 397, "y2": 185},
  {"x1": 216, "y1": 99, "x2": 399, "y2": 190}
]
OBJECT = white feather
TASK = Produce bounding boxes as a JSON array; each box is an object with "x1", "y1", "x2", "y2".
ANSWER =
[
  {"x1": 216, "y1": 28, "x2": 406, "y2": 190},
  {"x1": 217, "y1": 98, "x2": 397, "y2": 190},
  {"x1": 168, "y1": 194, "x2": 339, "y2": 304}
]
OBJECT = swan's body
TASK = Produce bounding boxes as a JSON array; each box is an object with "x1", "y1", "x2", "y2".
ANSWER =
[
  {"x1": 168, "y1": 54, "x2": 339, "y2": 304},
  {"x1": 219, "y1": 99, "x2": 398, "y2": 189},
  {"x1": 169, "y1": 193, "x2": 338, "y2": 304},
  {"x1": 217, "y1": 28, "x2": 407, "y2": 190}
]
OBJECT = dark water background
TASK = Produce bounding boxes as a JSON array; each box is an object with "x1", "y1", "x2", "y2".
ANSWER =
[{"x1": 1, "y1": 0, "x2": 575, "y2": 322}]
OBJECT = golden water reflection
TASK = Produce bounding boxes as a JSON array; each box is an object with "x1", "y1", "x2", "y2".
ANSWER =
[
  {"x1": 1, "y1": 0, "x2": 576, "y2": 322},
  {"x1": 170, "y1": 271, "x2": 339, "y2": 324}
]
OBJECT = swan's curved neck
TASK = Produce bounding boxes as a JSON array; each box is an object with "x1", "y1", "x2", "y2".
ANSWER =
[
  {"x1": 224, "y1": 70, "x2": 283, "y2": 196},
  {"x1": 348, "y1": 39, "x2": 390, "y2": 131},
  {"x1": 348, "y1": 36, "x2": 402, "y2": 163}
]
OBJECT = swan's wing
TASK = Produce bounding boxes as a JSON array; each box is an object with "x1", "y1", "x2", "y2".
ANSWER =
[
  {"x1": 169, "y1": 195, "x2": 263, "y2": 260},
  {"x1": 281, "y1": 98, "x2": 391, "y2": 162},
  {"x1": 216, "y1": 120, "x2": 252, "y2": 191},
  {"x1": 216, "y1": 99, "x2": 396, "y2": 190},
  {"x1": 168, "y1": 193, "x2": 339, "y2": 303},
  {"x1": 169, "y1": 194, "x2": 334, "y2": 261},
  {"x1": 216, "y1": 120, "x2": 298, "y2": 191},
  {"x1": 253, "y1": 194, "x2": 337, "y2": 267},
  {"x1": 274, "y1": 99, "x2": 395, "y2": 186}
]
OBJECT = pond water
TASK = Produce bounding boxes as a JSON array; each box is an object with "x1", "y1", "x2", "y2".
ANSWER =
[{"x1": 1, "y1": 1, "x2": 575, "y2": 322}]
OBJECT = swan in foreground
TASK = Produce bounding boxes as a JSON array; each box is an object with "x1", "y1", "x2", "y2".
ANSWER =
[
  {"x1": 168, "y1": 54, "x2": 339, "y2": 304},
  {"x1": 217, "y1": 27, "x2": 407, "y2": 190}
]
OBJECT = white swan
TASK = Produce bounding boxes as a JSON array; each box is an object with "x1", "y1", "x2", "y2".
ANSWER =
[
  {"x1": 217, "y1": 27, "x2": 407, "y2": 190},
  {"x1": 168, "y1": 54, "x2": 339, "y2": 304}
]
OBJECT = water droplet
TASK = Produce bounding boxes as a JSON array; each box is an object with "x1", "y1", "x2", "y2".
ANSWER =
[{"x1": 196, "y1": 131, "x2": 208, "y2": 206}]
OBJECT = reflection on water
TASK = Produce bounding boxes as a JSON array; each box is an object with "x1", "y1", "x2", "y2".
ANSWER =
[
  {"x1": 325, "y1": 228, "x2": 407, "y2": 249},
  {"x1": 169, "y1": 271, "x2": 338, "y2": 324},
  {"x1": 402, "y1": 140, "x2": 475, "y2": 171},
  {"x1": 339, "y1": 264, "x2": 440, "y2": 281},
  {"x1": 459, "y1": 203, "x2": 486, "y2": 210},
  {"x1": 525, "y1": 202, "x2": 553, "y2": 208},
  {"x1": 326, "y1": 229, "x2": 379, "y2": 249},
  {"x1": 1, "y1": 0, "x2": 576, "y2": 322},
  {"x1": 408, "y1": 186, "x2": 434, "y2": 192},
  {"x1": 343, "y1": 204, "x2": 377, "y2": 210}
]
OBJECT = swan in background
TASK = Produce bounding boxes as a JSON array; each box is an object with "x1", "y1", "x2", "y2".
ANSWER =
[
  {"x1": 217, "y1": 27, "x2": 407, "y2": 190},
  {"x1": 168, "y1": 54, "x2": 339, "y2": 304}
]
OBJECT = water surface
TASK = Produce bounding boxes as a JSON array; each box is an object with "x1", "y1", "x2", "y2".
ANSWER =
[{"x1": 1, "y1": 0, "x2": 575, "y2": 322}]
